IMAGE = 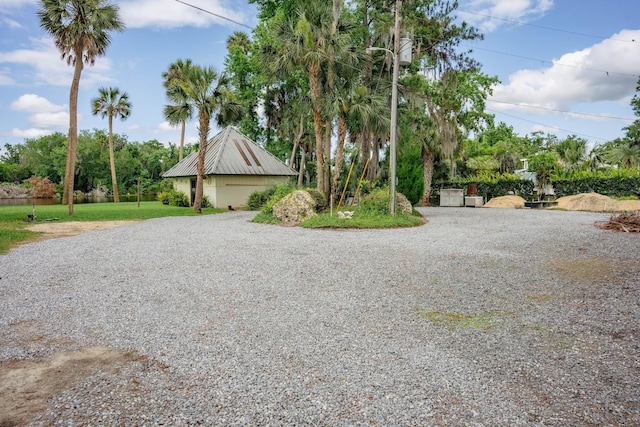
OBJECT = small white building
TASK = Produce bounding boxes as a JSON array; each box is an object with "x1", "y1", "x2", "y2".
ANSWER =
[{"x1": 162, "y1": 126, "x2": 297, "y2": 208}]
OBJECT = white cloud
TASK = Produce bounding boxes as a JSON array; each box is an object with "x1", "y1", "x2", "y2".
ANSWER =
[
  {"x1": 9, "y1": 94, "x2": 68, "y2": 133},
  {"x1": 119, "y1": 0, "x2": 251, "y2": 29},
  {"x1": 28, "y1": 111, "x2": 69, "y2": 128},
  {"x1": 530, "y1": 124, "x2": 561, "y2": 135},
  {"x1": 490, "y1": 29, "x2": 640, "y2": 112},
  {"x1": 0, "y1": 37, "x2": 114, "y2": 87},
  {"x1": 9, "y1": 127, "x2": 53, "y2": 139},
  {"x1": 158, "y1": 121, "x2": 177, "y2": 131},
  {"x1": 462, "y1": 0, "x2": 554, "y2": 32},
  {"x1": 0, "y1": 0, "x2": 36, "y2": 12},
  {"x1": 0, "y1": 67, "x2": 14, "y2": 85},
  {"x1": 1, "y1": 16, "x2": 23, "y2": 29},
  {"x1": 11, "y1": 93, "x2": 65, "y2": 113}
]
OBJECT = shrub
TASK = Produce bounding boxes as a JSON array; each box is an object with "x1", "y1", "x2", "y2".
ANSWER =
[
  {"x1": 201, "y1": 195, "x2": 212, "y2": 208},
  {"x1": 247, "y1": 186, "x2": 276, "y2": 210},
  {"x1": 436, "y1": 173, "x2": 535, "y2": 200},
  {"x1": 358, "y1": 189, "x2": 391, "y2": 215},
  {"x1": 304, "y1": 188, "x2": 327, "y2": 211},
  {"x1": 157, "y1": 190, "x2": 189, "y2": 207},
  {"x1": 262, "y1": 183, "x2": 296, "y2": 214},
  {"x1": 552, "y1": 169, "x2": 640, "y2": 197},
  {"x1": 25, "y1": 176, "x2": 56, "y2": 198}
]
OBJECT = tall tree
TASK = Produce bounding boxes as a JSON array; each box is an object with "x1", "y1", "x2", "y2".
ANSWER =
[
  {"x1": 178, "y1": 64, "x2": 240, "y2": 212},
  {"x1": 91, "y1": 87, "x2": 132, "y2": 202},
  {"x1": 162, "y1": 59, "x2": 195, "y2": 162},
  {"x1": 263, "y1": 1, "x2": 358, "y2": 195},
  {"x1": 38, "y1": 0, "x2": 124, "y2": 215},
  {"x1": 224, "y1": 32, "x2": 262, "y2": 141},
  {"x1": 554, "y1": 135, "x2": 587, "y2": 172}
]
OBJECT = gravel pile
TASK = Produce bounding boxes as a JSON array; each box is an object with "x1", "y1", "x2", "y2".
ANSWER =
[{"x1": 1, "y1": 207, "x2": 639, "y2": 425}]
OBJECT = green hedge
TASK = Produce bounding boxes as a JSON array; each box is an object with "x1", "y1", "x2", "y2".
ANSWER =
[
  {"x1": 435, "y1": 173, "x2": 535, "y2": 200},
  {"x1": 552, "y1": 169, "x2": 640, "y2": 197}
]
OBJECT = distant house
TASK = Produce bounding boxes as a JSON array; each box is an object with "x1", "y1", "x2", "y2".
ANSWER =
[{"x1": 162, "y1": 126, "x2": 296, "y2": 208}]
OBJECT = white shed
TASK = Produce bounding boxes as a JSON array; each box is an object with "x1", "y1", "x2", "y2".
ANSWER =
[{"x1": 162, "y1": 126, "x2": 297, "y2": 208}]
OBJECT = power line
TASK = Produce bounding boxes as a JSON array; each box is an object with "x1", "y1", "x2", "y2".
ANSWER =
[
  {"x1": 462, "y1": 44, "x2": 639, "y2": 78},
  {"x1": 487, "y1": 99, "x2": 636, "y2": 122},
  {"x1": 457, "y1": 9, "x2": 637, "y2": 44},
  {"x1": 174, "y1": 0, "x2": 253, "y2": 30},
  {"x1": 486, "y1": 108, "x2": 612, "y2": 141}
]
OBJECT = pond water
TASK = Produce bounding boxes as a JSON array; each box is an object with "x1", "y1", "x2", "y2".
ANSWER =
[{"x1": 0, "y1": 194, "x2": 157, "y2": 206}]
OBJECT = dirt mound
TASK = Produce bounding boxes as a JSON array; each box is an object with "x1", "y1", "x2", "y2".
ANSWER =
[
  {"x1": 556, "y1": 193, "x2": 640, "y2": 212},
  {"x1": 616, "y1": 199, "x2": 640, "y2": 212},
  {"x1": 484, "y1": 195, "x2": 526, "y2": 209}
]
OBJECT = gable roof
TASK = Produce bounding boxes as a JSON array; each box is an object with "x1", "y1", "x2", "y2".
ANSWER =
[{"x1": 162, "y1": 126, "x2": 297, "y2": 178}]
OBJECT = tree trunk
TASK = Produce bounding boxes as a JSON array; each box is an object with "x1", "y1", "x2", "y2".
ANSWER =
[
  {"x1": 289, "y1": 114, "x2": 304, "y2": 169},
  {"x1": 367, "y1": 135, "x2": 381, "y2": 182},
  {"x1": 193, "y1": 112, "x2": 210, "y2": 213},
  {"x1": 323, "y1": 118, "x2": 331, "y2": 197},
  {"x1": 331, "y1": 116, "x2": 348, "y2": 203},
  {"x1": 421, "y1": 148, "x2": 435, "y2": 206},
  {"x1": 62, "y1": 47, "x2": 84, "y2": 216},
  {"x1": 312, "y1": 108, "x2": 324, "y2": 194},
  {"x1": 309, "y1": 63, "x2": 324, "y2": 194},
  {"x1": 108, "y1": 114, "x2": 120, "y2": 203},
  {"x1": 179, "y1": 120, "x2": 186, "y2": 161},
  {"x1": 297, "y1": 144, "x2": 306, "y2": 188}
]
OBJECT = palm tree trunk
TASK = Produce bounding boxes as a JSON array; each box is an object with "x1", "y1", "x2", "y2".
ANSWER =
[
  {"x1": 62, "y1": 47, "x2": 84, "y2": 215},
  {"x1": 323, "y1": 119, "x2": 331, "y2": 196},
  {"x1": 309, "y1": 63, "x2": 324, "y2": 195},
  {"x1": 289, "y1": 114, "x2": 304, "y2": 169},
  {"x1": 421, "y1": 148, "x2": 435, "y2": 206},
  {"x1": 193, "y1": 112, "x2": 209, "y2": 212},
  {"x1": 331, "y1": 116, "x2": 348, "y2": 203},
  {"x1": 179, "y1": 120, "x2": 186, "y2": 161},
  {"x1": 108, "y1": 113, "x2": 120, "y2": 202},
  {"x1": 298, "y1": 144, "x2": 306, "y2": 188},
  {"x1": 312, "y1": 108, "x2": 324, "y2": 193},
  {"x1": 367, "y1": 135, "x2": 381, "y2": 182}
]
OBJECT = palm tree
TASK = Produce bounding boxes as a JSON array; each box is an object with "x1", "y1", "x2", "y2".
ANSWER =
[
  {"x1": 38, "y1": 0, "x2": 124, "y2": 216},
  {"x1": 268, "y1": 2, "x2": 356, "y2": 196},
  {"x1": 269, "y1": 3, "x2": 330, "y2": 194},
  {"x1": 91, "y1": 87, "x2": 131, "y2": 203},
  {"x1": 227, "y1": 31, "x2": 251, "y2": 54},
  {"x1": 330, "y1": 84, "x2": 389, "y2": 204},
  {"x1": 179, "y1": 64, "x2": 240, "y2": 212},
  {"x1": 555, "y1": 136, "x2": 587, "y2": 172},
  {"x1": 606, "y1": 139, "x2": 640, "y2": 169},
  {"x1": 162, "y1": 59, "x2": 194, "y2": 162}
]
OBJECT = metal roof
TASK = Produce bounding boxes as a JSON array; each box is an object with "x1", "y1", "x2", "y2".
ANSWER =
[{"x1": 162, "y1": 126, "x2": 297, "y2": 178}]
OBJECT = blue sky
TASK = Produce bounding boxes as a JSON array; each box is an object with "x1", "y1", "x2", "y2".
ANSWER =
[{"x1": 0, "y1": 0, "x2": 638, "y2": 152}]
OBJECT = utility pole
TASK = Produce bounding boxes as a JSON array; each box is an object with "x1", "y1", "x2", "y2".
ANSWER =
[{"x1": 389, "y1": 0, "x2": 402, "y2": 215}]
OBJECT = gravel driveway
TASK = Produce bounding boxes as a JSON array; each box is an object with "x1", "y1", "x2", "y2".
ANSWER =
[{"x1": 1, "y1": 207, "x2": 639, "y2": 426}]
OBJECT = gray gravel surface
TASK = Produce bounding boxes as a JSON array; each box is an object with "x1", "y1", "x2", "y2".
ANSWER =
[{"x1": 1, "y1": 207, "x2": 639, "y2": 426}]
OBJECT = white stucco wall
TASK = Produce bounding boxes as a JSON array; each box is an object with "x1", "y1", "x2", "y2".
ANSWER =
[
  {"x1": 170, "y1": 175, "x2": 291, "y2": 208},
  {"x1": 172, "y1": 177, "x2": 191, "y2": 201},
  {"x1": 209, "y1": 175, "x2": 290, "y2": 208}
]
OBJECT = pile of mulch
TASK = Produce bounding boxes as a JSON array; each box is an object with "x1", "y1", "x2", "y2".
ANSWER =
[
  {"x1": 483, "y1": 195, "x2": 526, "y2": 208},
  {"x1": 556, "y1": 192, "x2": 640, "y2": 212},
  {"x1": 556, "y1": 193, "x2": 619, "y2": 211},
  {"x1": 595, "y1": 212, "x2": 640, "y2": 233}
]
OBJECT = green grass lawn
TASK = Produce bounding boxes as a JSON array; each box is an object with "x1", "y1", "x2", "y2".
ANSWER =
[
  {"x1": 0, "y1": 201, "x2": 225, "y2": 254},
  {"x1": 301, "y1": 211, "x2": 425, "y2": 228},
  {"x1": 252, "y1": 209, "x2": 425, "y2": 229}
]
